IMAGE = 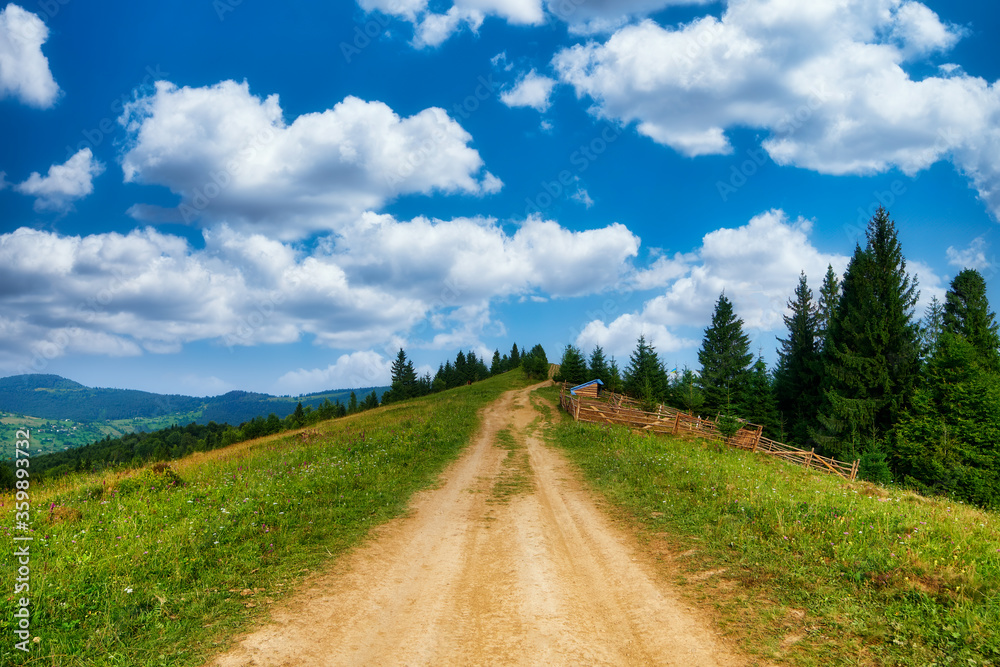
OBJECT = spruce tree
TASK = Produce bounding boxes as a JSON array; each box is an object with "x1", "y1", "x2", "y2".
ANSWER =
[
  {"x1": 813, "y1": 207, "x2": 920, "y2": 465},
  {"x1": 816, "y1": 264, "x2": 840, "y2": 351},
  {"x1": 509, "y1": 343, "x2": 521, "y2": 368},
  {"x1": 555, "y1": 344, "x2": 588, "y2": 384},
  {"x1": 387, "y1": 348, "x2": 418, "y2": 403},
  {"x1": 361, "y1": 390, "x2": 380, "y2": 411},
  {"x1": 624, "y1": 335, "x2": 668, "y2": 408},
  {"x1": 773, "y1": 272, "x2": 822, "y2": 446},
  {"x1": 522, "y1": 344, "x2": 549, "y2": 379},
  {"x1": 697, "y1": 293, "x2": 753, "y2": 415},
  {"x1": 491, "y1": 349, "x2": 503, "y2": 376},
  {"x1": 607, "y1": 357, "x2": 623, "y2": 394},
  {"x1": 588, "y1": 346, "x2": 611, "y2": 386},
  {"x1": 920, "y1": 296, "x2": 945, "y2": 359},
  {"x1": 894, "y1": 330, "x2": 1000, "y2": 507},
  {"x1": 672, "y1": 367, "x2": 704, "y2": 415},
  {"x1": 454, "y1": 351, "x2": 469, "y2": 385},
  {"x1": 745, "y1": 355, "x2": 780, "y2": 437},
  {"x1": 943, "y1": 268, "x2": 1000, "y2": 371}
]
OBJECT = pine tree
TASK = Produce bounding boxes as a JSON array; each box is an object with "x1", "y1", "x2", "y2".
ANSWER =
[
  {"x1": 671, "y1": 367, "x2": 704, "y2": 415},
  {"x1": 522, "y1": 344, "x2": 549, "y2": 379},
  {"x1": 816, "y1": 264, "x2": 840, "y2": 351},
  {"x1": 894, "y1": 330, "x2": 1000, "y2": 507},
  {"x1": 386, "y1": 348, "x2": 418, "y2": 403},
  {"x1": 348, "y1": 391, "x2": 358, "y2": 414},
  {"x1": 697, "y1": 293, "x2": 753, "y2": 415},
  {"x1": 588, "y1": 346, "x2": 610, "y2": 386},
  {"x1": 455, "y1": 351, "x2": 469, "y2": 385},
  {"x1": 920, "y1": 296, "x2": 945, "y2": 359},
  {"x1": 624, "y1": 335, "x2": 668, "y2": 409},
  {"x1": 473, "y1": 353, "x2": 490, "y2": 381},
  {"x1": 745, "y1": 355, "x2": 780, "y2": 437},
  {"x1": 943, "y1": 268, "x2": 1000, "y2": 372},
  {"x1": 773, "y1": 272, "x2": 822, "y2": 446},
  {"x1": 509, "y1": 343, "x2": 521, "y2": 369},
  {"x1": 361, "y1": 390, "x2": 380, "y2": 411},
  {"x1": 556, "y1": 344, "x2": 588, "y2": 385},
  {"x1": 813, "y1": 207, "x2": 921, "y2": 466},
  {"x1": 491, "y1": 349, "x2": 503, "y2": 375},
  {"x1": 607, "y1": 357, "x2": 622, "y2": 394}
]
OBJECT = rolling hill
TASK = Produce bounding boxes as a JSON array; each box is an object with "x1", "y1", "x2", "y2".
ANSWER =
[{"x1": 0, "y1": 374, "x2": 388, "y2": 455}]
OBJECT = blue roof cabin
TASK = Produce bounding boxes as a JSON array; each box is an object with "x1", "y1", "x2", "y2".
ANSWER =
[{"x1": 569, "y1": 379, "x2": 604, "y2": 399}]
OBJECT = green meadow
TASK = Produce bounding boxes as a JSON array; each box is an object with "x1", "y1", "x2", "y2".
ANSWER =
[
  {"x1": 0, "y1": 370, "x2": 530, "y2": 666},
  {"x1": 536, "y1": 385, "x2": 1000, "y2": 666}
]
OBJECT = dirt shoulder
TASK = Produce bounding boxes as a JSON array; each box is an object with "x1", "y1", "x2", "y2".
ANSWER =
[{"x1": 208, "y1": 382, "x2": 744, "y2": 666}]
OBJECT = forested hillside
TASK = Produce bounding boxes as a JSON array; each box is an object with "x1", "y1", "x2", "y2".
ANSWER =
[
  {"x1": 0, "y1": 374, "x2": 387, "y2": 425},
  {"x1": 0, "y1": 374, "x2": 204, "y2": 420},
  {"x1": 557, "y1": 208, "x2": 1000, "y2": 509}
]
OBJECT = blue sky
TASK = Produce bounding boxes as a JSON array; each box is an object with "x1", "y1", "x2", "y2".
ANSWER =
[{"x1": 1, "y1": 0, "x2": 998, "y2": 396}]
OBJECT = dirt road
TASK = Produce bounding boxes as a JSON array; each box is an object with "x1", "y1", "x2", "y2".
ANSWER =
[{"x1": 210, "y1": 383, "x2": 742, "y2": 666}]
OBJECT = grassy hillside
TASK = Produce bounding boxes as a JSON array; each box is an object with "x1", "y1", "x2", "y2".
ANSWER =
[
  {"x1": 0, "y1": 375, "x2": 389, "y2": 456},
  {"x1": 0, "y1": 370, "x2": 530, "y2": 666},
  {"x1": 0, "y1": 411, "x2": 206, "y2": 457},
  {"x1": 537, "y1": 385, "x2": 1000, "y2": 665}
]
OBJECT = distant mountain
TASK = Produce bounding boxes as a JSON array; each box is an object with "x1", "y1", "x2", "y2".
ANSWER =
[
  {"x1": 0, "y1": 374, "x2": 204, "y2": 421},
  {"x1": 0, "y1": 374, "x2": 389, "y2": 426}
]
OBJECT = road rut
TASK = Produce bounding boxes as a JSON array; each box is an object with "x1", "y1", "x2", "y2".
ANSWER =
[{"x1": 210, "y1": 382, "x2": 742, "y2": 666}]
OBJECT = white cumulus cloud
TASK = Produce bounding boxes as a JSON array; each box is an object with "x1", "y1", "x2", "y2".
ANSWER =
[
  {"x1": 119, "y1": 80, "x2": 501, "y2": 239},
  {"x1": 15, "y1": 148, "x2": 105, "y2": 212},
  {"x1": 358, "y1": 0, "x2": 712, "y2": 46},
  {"x1": 576, "y1": 210, "x2": 856, "y2": 359},
  {"x1": 553, "y1": 0, "x2": 1000, "y2": 218},
  {"x1": 0, "y1": 213, "x2": 639, "y2": 373},
  {"x1": 500, "y1": 69, "x2": 557, "y2": 112},
  {"x1": 946, "y1": 236, "x2": 994, "y2": 272},
  {"x1": 276, "y1": 350, "x2": 393, "y2": 394},
  {"x1": 0, "y1": 4, "x2": 59, "y2": 108}
]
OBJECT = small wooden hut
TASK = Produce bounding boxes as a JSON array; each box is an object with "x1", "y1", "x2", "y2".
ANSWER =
[{"x1": 569, "y1": 379, "x2": 604, "y2": 399}]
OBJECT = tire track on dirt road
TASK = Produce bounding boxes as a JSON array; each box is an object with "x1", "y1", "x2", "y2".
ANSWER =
[{"x1": 209, "y1": 382, "x2": 743, "y2": 666}]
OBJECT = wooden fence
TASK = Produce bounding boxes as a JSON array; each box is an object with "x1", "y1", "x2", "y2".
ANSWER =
[{"x1": 559, "y1": 384, "x2": 858, "y2": 482}]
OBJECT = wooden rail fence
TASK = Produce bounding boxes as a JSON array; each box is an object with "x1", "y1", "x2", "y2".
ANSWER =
[{"x1": 559, "y1": 384, "x2": 858, "y2": 482}]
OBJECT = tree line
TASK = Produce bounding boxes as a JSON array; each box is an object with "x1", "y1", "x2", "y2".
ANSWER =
[
  {"x1": 380, "y1": 342, "x2": 549, "y2": 405},
  {"x1": 558, "y1": 208, "x2": 1000, "y2": 508},
  {"x1": 3, "y1": 342, "x2": 550, "y2": 488}
]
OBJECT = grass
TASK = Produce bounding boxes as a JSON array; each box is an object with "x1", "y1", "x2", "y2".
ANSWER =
[
  {"x1": 0, "y1": 412, "x2": 206, "y2": 457},
  {"x1": 536, "y1": 385, "x2": 1000, "y2": 666},
  {"x1": 488, "y1": 428, "x2": 534, "y2": 503},
  {"x1": 0, "y1": 370, "x2": 531, "y2": 666}
]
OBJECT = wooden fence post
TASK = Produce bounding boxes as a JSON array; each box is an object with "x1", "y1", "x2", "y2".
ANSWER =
[
  {"x1": 850, "y1": 459, "x2": 859, "y2": 481},
  {"x1": 804, "y1": 448, "x2": 814, "y2": 469},
  {"x1": 672, "y1": 413, "x2": 680, "y2": 435},
  {"x1": 574, "y1": 398, "x2": 580, "y2": 422}
]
